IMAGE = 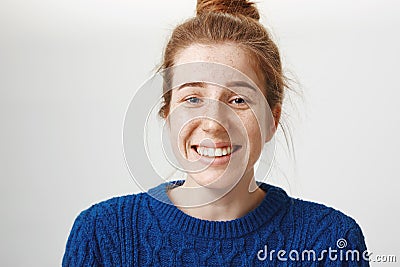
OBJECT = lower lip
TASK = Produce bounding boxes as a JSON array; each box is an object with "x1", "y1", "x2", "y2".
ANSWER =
[{"x1": 192, "y1": 147, "x2": 240, "y2": 166}]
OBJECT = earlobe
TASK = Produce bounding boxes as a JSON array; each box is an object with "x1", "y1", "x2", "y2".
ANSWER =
[
  {"x1": 273, "y1": 104, "x2": 282, "y2": 130},
  {"x1": 265, "y1": 104, "x2": 281, "y2": 143}
]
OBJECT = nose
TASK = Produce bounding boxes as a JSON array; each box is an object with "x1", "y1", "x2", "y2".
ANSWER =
[
  {"x1": 201, "y1": 117, "x2": 226, "y2": 134},
  {"x1": 201, "y1": 99, "x2": 229, "y2": 134}
]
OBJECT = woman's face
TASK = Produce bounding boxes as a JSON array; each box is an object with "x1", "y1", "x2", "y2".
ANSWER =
[{"x1": 166, "y1": 43, "x2": 275, "y2": 189}]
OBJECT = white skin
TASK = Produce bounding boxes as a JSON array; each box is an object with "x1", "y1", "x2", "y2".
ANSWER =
[{"x1": 166, "y1": 43, "x2": 281, "y2": 221}]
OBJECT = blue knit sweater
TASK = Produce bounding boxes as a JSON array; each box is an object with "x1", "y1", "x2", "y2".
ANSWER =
[{"x1": 62, "y1": 181, "x2": 369, "y2": 266}]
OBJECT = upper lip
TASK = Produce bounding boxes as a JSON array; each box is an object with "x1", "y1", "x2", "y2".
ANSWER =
[
  {"x1": 191, "y1": 142, "x2": 233, "y2": 149},
  {"x1": 191, "y1": 144, "x2": 244, "y2": 152}
]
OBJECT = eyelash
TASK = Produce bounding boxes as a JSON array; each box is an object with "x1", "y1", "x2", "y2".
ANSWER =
[
  {"x1": 183, "y1": 96, "x2": 248, "y2": 106},
  {"x1": 231, "y1": 97, "x2": 247, "y2": 105},
  {"x1": 185, "y1": 96, "x2": 201, "y2": 105}
]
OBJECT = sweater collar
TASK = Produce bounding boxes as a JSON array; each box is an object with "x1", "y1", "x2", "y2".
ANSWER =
[{"x1": 147, "y1": 181, "x2": 291, "y2": 238}]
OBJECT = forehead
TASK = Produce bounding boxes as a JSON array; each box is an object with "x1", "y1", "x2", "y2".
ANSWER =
[{"x1": 173, "y1": 43, "x2": 264, "y2": 91}]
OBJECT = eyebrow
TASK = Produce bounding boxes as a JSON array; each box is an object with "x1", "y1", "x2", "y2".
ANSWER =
[
  {"x1": 177, "y1": 82, "x2": 207, "y2": 90},
  {"x1": 225, "y1": 81, "x2": 257, "y2": 91},
  {"x1": 177, "y1": 81, "x2": 257, "y2": 91}
]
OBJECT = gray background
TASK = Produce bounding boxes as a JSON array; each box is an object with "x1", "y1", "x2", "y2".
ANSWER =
[{"x1": 0, "y1": 0, "x2": 399, "y2": 266}]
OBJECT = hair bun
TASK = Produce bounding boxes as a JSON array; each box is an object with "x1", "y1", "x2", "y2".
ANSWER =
[{"x1": 196, "y1": 0, "x2": 260, "y2": 20}]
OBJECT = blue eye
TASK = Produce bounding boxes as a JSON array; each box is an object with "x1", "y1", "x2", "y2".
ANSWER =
[{"x1": 186, "y1": 97, "x2": 201, "y2": 104}]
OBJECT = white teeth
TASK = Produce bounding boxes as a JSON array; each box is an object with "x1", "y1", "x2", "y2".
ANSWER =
[{"x1": 195, "y1": 146, "x2": 233, "y2": 157}]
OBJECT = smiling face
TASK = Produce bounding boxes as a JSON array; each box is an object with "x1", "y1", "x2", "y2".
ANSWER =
[{"x1": 166, "y1": 43, "x2": 276, "y2": 189}]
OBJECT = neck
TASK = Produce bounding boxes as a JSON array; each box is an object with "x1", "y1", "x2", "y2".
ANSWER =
[{"x1": 167, "y1": 170, "x2": 266, "y2": 221}]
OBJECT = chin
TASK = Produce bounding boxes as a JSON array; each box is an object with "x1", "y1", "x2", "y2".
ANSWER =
[{"x1": 189, "y1": 169, "x2": 244, "y2": 191}]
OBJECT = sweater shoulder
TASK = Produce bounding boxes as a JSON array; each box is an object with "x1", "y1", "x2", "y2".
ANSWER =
[
  {"x1": 291, "y1": 197, "x2": 361, "y2": 230},
  {"x1": 66, "y1": 191, "x2": 151, "y2": 245},
  {"x1": 63, "y1": 192, "x2": 149, "y2": 266},
  {"x1": 81, "y1": 191, "x2": 148, "y2": 223},
  {"x1": 289, "y1": 197, "x2": 367, "y2": 250}
]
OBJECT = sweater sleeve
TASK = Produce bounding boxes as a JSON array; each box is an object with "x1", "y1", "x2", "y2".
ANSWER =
[
  {"x1": 62, "y1": 208, "x2": 101, "y2": 267},
  {"x1": 322, "y1": 219, "x2": 370, "y2": 267},
  {"x1": 340, "y1": 222, "x2": 370, "y2": 266}
]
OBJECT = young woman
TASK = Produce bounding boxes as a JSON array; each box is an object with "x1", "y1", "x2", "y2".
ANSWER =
[{"x1": 63, "y1": 1, "x2": 369, "y2": 266}]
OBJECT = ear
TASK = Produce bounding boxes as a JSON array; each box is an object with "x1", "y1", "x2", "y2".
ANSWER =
[
  {"x1": 265, "y1": 103, "x2": 282, "y2": 143},
  {"x1": 272, "y1": 103, "x2": 282, "y2": 130},
  {"x1": 165, "y1": 114, "x2": 171, "y2": 130}
]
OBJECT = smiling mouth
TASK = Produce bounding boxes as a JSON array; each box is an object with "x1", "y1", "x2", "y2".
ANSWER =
[{"x1": 191, "y1": 145, "x2": 241, "y2": 157}]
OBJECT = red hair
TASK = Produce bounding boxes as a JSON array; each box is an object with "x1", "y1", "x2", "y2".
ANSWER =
[{"x1": 159, "y1": 0, "x2": 287, "y2": 122}]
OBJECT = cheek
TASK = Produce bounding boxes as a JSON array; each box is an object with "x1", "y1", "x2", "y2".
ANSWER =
[
  {"x1": 166, "y1": 120, "x2": 199, "y2": 167},
  {"x1": 241, "y1": 113, "x2": 263, "y2": 154},
  {"x1": 168, "y1": 116, "x2": 198, "y2": 147},
  {"x1": 167, "y1": 105, "x2": 193, "y2": 135},
  {"x1": 248, "y1": 126, "x2": 263, "y2": 153},
  {"x1": 178, "y1": 123, "x2": 195, "y2": 145}
]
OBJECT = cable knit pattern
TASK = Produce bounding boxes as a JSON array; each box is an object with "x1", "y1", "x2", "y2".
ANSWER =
[{"x1": 63, "y1": 182, "x2": 369, "y2": 266}]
